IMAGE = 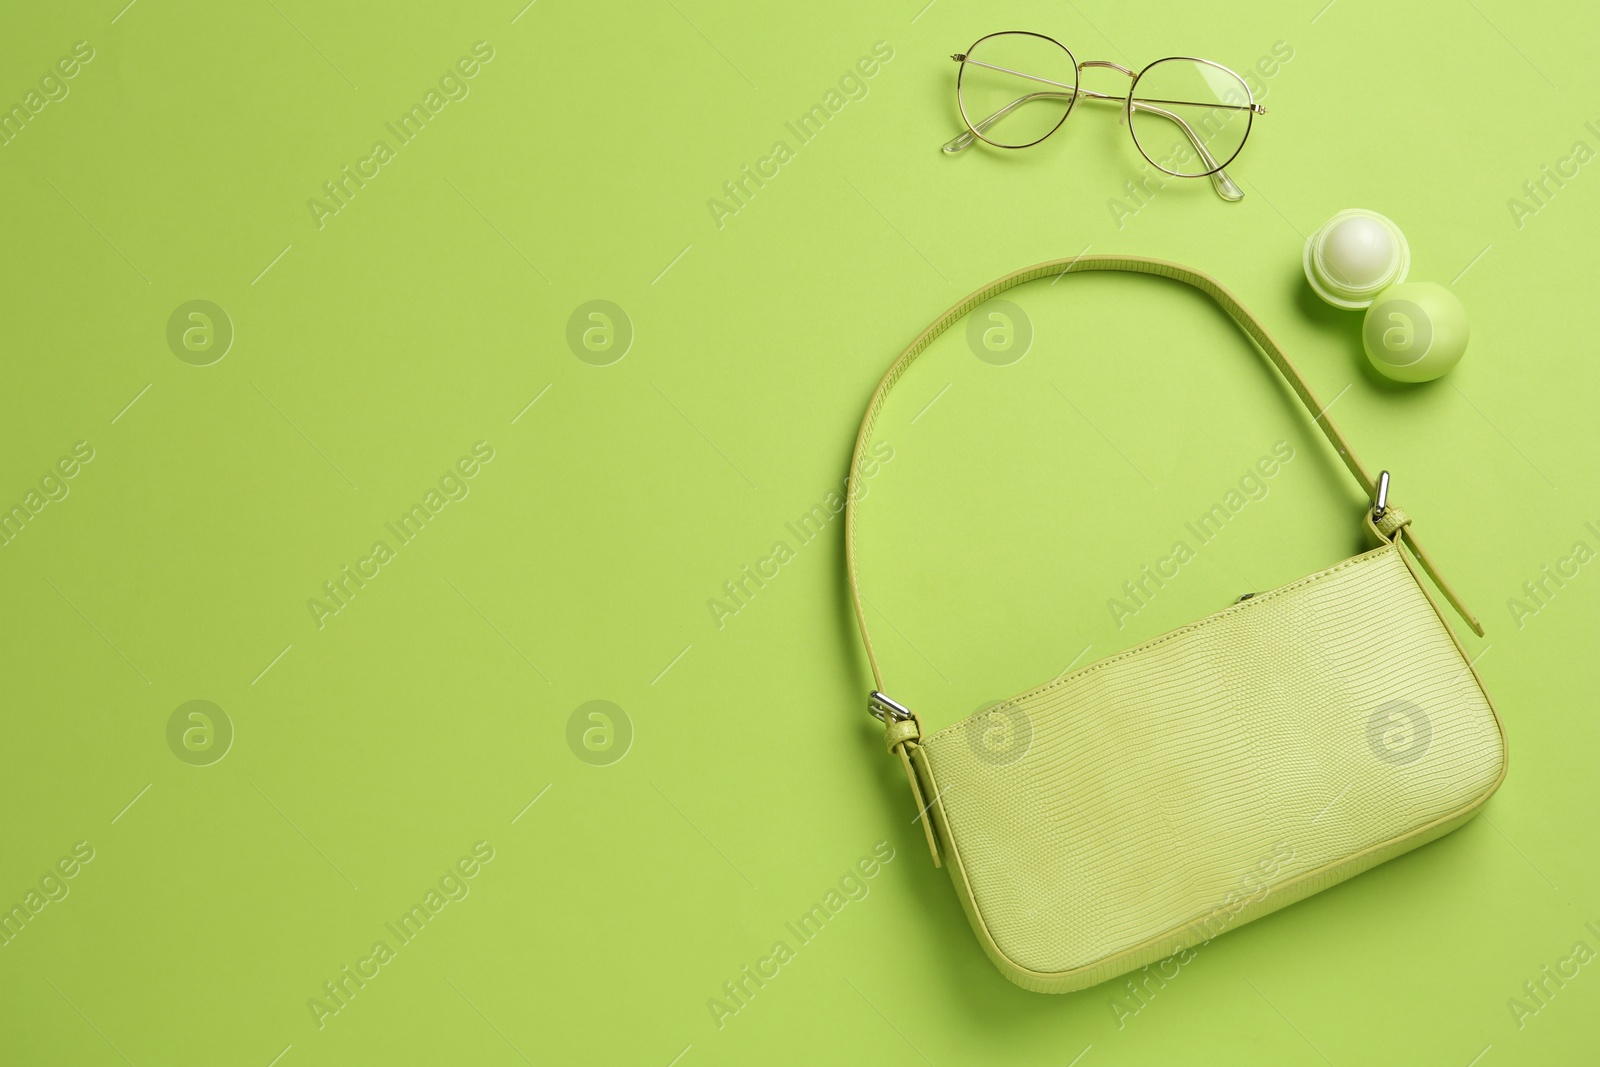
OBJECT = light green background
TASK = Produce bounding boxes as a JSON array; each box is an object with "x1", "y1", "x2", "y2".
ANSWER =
[{"x1": 1, "y1": 0, "x2": 1596, "y2": 1064}]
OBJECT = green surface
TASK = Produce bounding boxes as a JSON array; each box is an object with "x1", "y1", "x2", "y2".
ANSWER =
[{"x1": 1, "y1": 1, "x2": 1596, "y2": 1064}]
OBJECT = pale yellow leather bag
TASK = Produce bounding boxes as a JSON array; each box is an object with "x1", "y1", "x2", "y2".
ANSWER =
[{"x1": 844, "y1": 256, "x2": 1507, "y2": 993}]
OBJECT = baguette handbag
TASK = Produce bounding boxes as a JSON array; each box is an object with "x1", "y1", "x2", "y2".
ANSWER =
[{"x1": 843, "y1": 255, "x2": 1508, "y2": 993}]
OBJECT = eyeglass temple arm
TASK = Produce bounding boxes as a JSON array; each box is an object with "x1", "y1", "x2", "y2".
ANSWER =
[
  {"x1": 942, "y1": 91, "x2": 1244, "y2": 202},
  {"x1": 1131, "y1": 98, "x2": 1243, "y2": 202},
  {"x1": 941, "y1": 91, "x2": 1071, "y2": 152}
]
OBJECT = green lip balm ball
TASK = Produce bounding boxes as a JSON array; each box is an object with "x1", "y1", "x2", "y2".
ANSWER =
[{"x1": 1361, "y1": 281, "x2": 1469, "y2": 382}]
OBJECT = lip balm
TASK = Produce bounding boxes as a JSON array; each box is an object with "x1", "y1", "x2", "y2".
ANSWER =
[
  {"x1": 1303, "y1": 209, "x2": 1410, "y2": 309},
  {"x1": 1362, "y1": 281, "x2": 1469, "y2": 382}
]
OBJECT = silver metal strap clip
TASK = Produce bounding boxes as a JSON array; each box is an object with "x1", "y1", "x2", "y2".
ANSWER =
[
  {"x1": 868, "y1": 691, "x2": 915, "y2": 723},
  {"x1": 1372, "y1": 470, "x2": 1391, "y2": 521}
]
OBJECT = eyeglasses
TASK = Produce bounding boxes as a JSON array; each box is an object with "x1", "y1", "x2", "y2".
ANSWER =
[{"x1": 943, "y1": 32, "x2": 1266, "y2": 202}]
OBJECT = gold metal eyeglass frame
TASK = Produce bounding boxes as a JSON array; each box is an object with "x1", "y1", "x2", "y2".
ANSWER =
[{"x1": 944, "y1": 32, "x2": 1267, "y2": 202}]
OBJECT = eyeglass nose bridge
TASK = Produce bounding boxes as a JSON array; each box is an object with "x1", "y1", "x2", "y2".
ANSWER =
[
  {"x1": 1078, "y1": 59, "x2": 1136, "y2": 77},
  {"x1": 1072, "y1": 60, "x2": 1138, "y2": 123}
]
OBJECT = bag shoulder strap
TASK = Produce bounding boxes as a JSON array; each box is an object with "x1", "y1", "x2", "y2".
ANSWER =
[{"x1": 843, "y1": 254, "x2": 1483, "y2": 696}]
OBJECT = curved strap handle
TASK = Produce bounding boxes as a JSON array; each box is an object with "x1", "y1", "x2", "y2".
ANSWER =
[{"x1": 844, "y1": 254, "x2": 1482, "y2": 695}]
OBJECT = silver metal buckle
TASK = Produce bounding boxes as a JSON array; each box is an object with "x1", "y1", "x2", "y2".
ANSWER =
[
  {"x1": 1372, "y1": 470, "x2": 1390, "y2": 521},
  {"x1": 868, "y1": 691, "x2": 915, "y2": 723}
]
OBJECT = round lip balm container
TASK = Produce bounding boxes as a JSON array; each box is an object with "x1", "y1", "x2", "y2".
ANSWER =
[{"x1": 1303, "y1": 209, "x2": 1410, "y2": 309}]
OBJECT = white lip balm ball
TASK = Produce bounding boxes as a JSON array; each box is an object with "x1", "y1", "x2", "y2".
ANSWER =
[
  {"x1": 1323, "y1": 216, "x2": 1393, "y2": 288},
  {"x1": 1303, "y1": 209, "x2": 1410, "y2": 309}
]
